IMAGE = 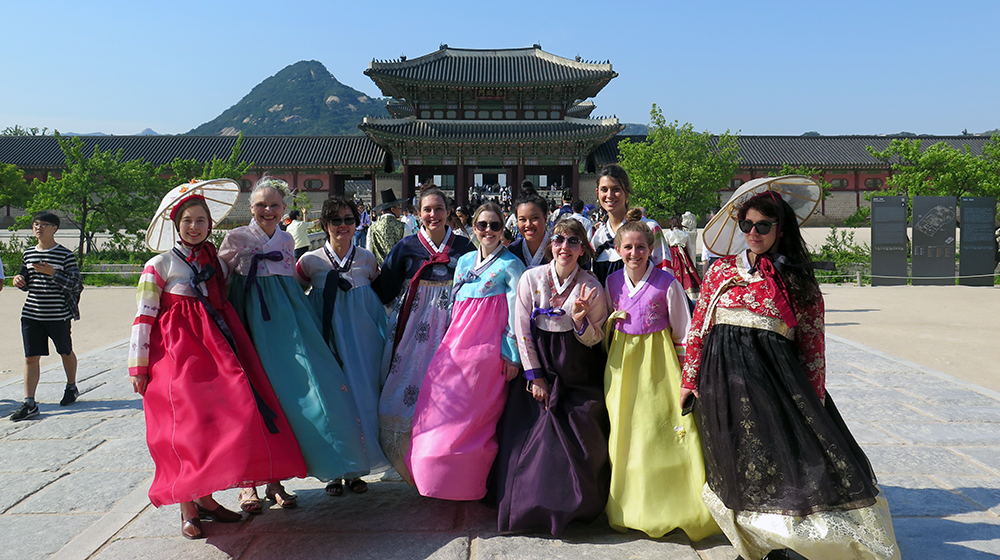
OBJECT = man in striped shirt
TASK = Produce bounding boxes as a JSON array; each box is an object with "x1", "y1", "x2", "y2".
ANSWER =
[{"x1": 10, "y1": 211, "x2": 83, "y2": 421}]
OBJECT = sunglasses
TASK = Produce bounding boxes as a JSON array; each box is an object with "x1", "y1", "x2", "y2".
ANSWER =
[
  {"x1": 551, "y1": 234, "x2": 584, "y2": 248},
  {"x1": 738, "y1": 219, "x2": 776, "y2": 235},
  {"x1": 328, "y1": 217, "x2": 357, "y2": 226},
  {"x1": 474, "y1": 221, "x2": 504, "y2": 232}
]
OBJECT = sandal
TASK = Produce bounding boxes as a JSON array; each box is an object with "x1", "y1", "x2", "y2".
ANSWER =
[
  {"x1": 347, "y1": 478, "x2": 368, "y2": 494},
  {"x1": 239, "y1": 487, "x2": 263, "y2": 514},
  {"x1": 265, "y1": 483, "x2": 298, "y2": 509},
  {"x1": 325, "y1": 480, "x2": 344, "y2": 497}
]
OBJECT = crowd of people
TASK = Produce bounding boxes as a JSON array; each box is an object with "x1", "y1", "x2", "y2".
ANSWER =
[{"x1": 110, "y1": 165, "x2": 900, "y2": 559}]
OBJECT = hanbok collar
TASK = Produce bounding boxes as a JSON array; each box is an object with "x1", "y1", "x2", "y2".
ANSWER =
[
  {"x1": 524, "y1": 230, "x2": 550, "y2": 267},
  {"x1": 248, "y1": 218, "x2": 279, "y2": 245},
  {"x1": 420, "y1": 226, "x2": 452, "y2": 254},
  {"x1": 324, "y1": 241, "x2": 354, "y2": 269},
  {"x1": 173, "y1": 241, "x2": 192, "y2": 258},
  {"x1": 475, "y1": 243, "x2": 505, "y2": 272},
  {"x1": 623, "y1": 262, "x2": 653, "y2": 298},
  {"x1": 549, "y1": 262, "x2": 580, "y2": 296}
]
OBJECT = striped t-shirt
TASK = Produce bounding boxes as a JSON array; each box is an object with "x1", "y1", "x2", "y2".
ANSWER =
[{"x1": 19, "y1": 244, "x2": 80, "y2": 321}]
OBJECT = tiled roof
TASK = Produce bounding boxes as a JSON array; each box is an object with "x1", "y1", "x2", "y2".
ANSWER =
[
  {"x1": 0, "y1": 135, "x2": 392, "y2": 171},
  {"x1": 565, "y1": 101, "x2": 596, "y2": 118},
  {"x1": 386, "y1": 99, "x2": 413, "y2": 118},
  {"x1": 366, "y1": 45, "x2": 616, "y2": 89},
  {"x1": 592, "y1": 135, "x2": 996, "y2": 168},
  {"x1": 359, "y1": 117, "x2": 625, "y2": 143}
]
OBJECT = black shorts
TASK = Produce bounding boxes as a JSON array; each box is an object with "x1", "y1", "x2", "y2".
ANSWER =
[{"x1": 21, "y1": 317, "x2": 73, "y2": 357}]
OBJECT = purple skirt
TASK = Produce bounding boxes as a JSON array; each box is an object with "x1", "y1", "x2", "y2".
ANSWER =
[{"x1": 494, "y1": 329, "x2": 610, "y2": 536}]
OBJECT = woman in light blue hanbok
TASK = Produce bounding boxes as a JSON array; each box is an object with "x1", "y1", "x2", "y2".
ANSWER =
[
  {"x1": 218, "y1": 177, "x2": 369, "y2": 512},
  {"x1": 296, "y1": 197, "x2": 389, "y2": 496}
]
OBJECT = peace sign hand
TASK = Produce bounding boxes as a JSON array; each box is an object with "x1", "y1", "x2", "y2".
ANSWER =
[{"x1": 572, "y1": 285, "x2": 598, "y2": 325}]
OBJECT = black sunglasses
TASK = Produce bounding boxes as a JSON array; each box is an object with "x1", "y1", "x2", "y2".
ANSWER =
[
  {"x1": 551, "y1": 234, "x2": 584, "y2": 248},
  {"x1": 474, "y1": 221, "x2": 504, "y2": 232},
  {"x1": 328, "y1": 217, "x2": 357, "y2": 226},
  {"x1": 738, "y1": 219, "x2": 776, "y2": 235}
]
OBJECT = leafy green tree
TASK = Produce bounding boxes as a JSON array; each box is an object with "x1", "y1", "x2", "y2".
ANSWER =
[
  {"x1": 0, "y1": 163, "x2": 34, "y2": 210},
  {"x1": 168, "y1": 132, "x2": 253, "y2": 182},
  {"x1": 20, "y1": 133, "x2": 173, "y2": 259},
  {"x1": 617, "y1": 104, "x2": 740, "y2": 220},
  {"x1": 1, "y1": 125, "x2": 49, "y2": 136},
  {"x1": 866, "y1": 136, "x2": 1000, "y2": 199}
]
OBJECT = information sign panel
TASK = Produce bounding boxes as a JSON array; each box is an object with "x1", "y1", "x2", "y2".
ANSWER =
[
  {"x1": 870, "y1": 196, "x2": 908, "y2": 286},
  {"x1": 959, "y1": 197, "x2": 997, "y2": 287},
  {"x1": 912, "y1": 196, "x2": 956, "y2": 285}
]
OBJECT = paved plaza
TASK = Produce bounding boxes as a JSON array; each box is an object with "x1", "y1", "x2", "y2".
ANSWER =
[{"x1": 1, "y1": 333, "x2": 999, "y2": 560}]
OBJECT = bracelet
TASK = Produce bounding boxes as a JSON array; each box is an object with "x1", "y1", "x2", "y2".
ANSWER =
[{"x1": 526, "y1": 379, "x2": 534, "y2": 393}]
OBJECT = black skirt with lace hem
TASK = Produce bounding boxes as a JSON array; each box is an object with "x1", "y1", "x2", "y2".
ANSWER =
[{"x1": 696, "y1": 323, "x2": 878, "y2": 517}]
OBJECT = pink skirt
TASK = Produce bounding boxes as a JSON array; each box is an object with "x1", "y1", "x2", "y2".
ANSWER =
[{"x1": 407, "y1": 294, "x2": 511, "y2": 500}]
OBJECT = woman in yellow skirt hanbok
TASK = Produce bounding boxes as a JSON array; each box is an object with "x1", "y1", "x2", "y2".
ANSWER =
[{"x1": 603, "y1": 214, "x2": 720, "y2": 540}]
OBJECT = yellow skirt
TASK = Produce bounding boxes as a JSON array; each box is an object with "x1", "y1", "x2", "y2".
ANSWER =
[{"x1": 604, "y1": 328, "x2": 721, "y2": 540}]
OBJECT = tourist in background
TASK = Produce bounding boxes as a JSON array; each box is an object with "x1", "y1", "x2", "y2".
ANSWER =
[
  {"x1": 129, "y1": 190, "x2": 305, "y2": 539},
  {"x1": 408, "y1": 202, "x2": 525, "y2": 500},
  {"x1": 401, "y1": 202, "x2": 419, "y2": 236},
  {"x1": 495, "y1": 218, "x2": 610, "y2": 536},
  {"x1": 296, "y1": 196, "x2": 389, "y2": 497},
  {"x1": 219, "y1": 177, "x2": 369, "y2": 512},
  {"x1": 602, "y1": 216, "x2": 718, "y2": 540},
  {"x1": 285, "y1": 209, "x2": 312, "y2": 259},
  {"x1": 372, "y1": 185, "x2": 475, "y2": 483},
  {"x1": 367, "y1": 189, "x2": 406, "y2": 265},
  {"x1": 589, "y1": 165, "x2": 669, "y2": 286},
  {"x1": 681, "y1": 191, "x2": 899, "y2": 560},
  {"x1": 664, "y1": 216, "x2": 702, "y2": 304},
  {"x1": 566, "y1": 199, "x2": 593, "y2": 235}
]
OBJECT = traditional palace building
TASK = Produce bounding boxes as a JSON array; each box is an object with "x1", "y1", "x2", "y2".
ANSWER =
[
  {"x1": 1, "y1": 45, "x2": 996, "y2": 226},
  {"x1": 359, "y1": 45, "x2": 623, "y2": 203}
]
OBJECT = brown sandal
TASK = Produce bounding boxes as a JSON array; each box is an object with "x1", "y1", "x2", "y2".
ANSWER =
[
  {"x1": 239, "y1": 488, "x2": 263, "y2": 514},
  {"x1": 265, "y1": 483, "x2": 298, "y2": 509},
  {"x1": 347, "y1": 478, "x2": 368, "y2": 494}
]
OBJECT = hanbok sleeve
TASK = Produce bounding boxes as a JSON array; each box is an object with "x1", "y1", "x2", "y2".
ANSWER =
[
  {"x1": 574, "y1": 277, "x2": 608, "y2": 347},
  {"x1": 665, "y1": 277, "x2": 692, "y2": 363},
  {"x1": 682, "y1": 263, "x2": 723, "y2": 390},
  {"x1": 128, "y1": 260, "x2": 164, "y2": 377},
  {"x1": 501, "y1": 257, "x2": 527, "y2": 365},
  {"x1": 649, "y1": 223, "x2": 671, "y2": 269},
  {"x1": 371, "y1": 241, "x2": 407, "y2": 304},
  {"x1": 796, "y1": 292, "x2": 827, "y2": 400},
  {"x1": 217, "y1": 230, "x2": 239, "y2": 272},
  {"x1": 294, "y1": 255, "x2": 311, "y2": 287},
  {"x1": 515, "y1": 272, "x2": 542, "y2": 379}
]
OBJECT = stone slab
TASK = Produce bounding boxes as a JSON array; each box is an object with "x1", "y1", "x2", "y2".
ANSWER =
[
  {"x1": 0, "y1": 471, "x2": 63, "y2": 513},
  {"x1": 10, "y1": 469, "x2": 150, "y2": 514},
  {"x1": 861, "y1": 372, "x2": 960, "y2": 389},
  {"x1": 878, "y1": 475, "x2": 988, "y2": 517},
  {"x1": 82, "y1": 376, "x2": 144, "y2": 402},
  {"x1": 951, "y1": 447, "x2": 1000, "y2": 476},
  {"x1": 897, "y1": 385, "x2": 1000, "y2": 407},
  {"x1": 936, "y1": 475, "x2": 1000, "y2": 517},
  {"x1": 892, "y1": 516, "x2": 1000, "y2": 559},
  {"x1": 5, "y1": 415, "x2": 103, "y2": 440},
  {"x1": 824, "y1": 372, "x2": 876, "y2": 388},
  {"x1": 0, "y1": 514, "x2": 102, "y2": 560},
  {"x1": 242, "y1": 533, "x2": 469, "y2": 560},
  {"x1": 91, "y1": 535, "x2": 254, "y2": 560},
  {"x1": 239, "y1": 481, "x2": 462, "y2": 534},
  {"x1": 878, "y1": 423, "x2": 1000, "y2": 446},
  {"x1": 835, "y1": 401, "x2": 941, "y2": 423},
  {"x1": 76, "y1": 415, "x2": 146, "y2": 440},
  {"x1": 916, "y1": 405, "x2": 1000, "y2": 423},
  {"x1": 117, "y1": 499, "x2": 244, "y2": 540},
  {"x1": 0, "y1": 439, "x2": 102, "y2": 473},
  {"x1": 476, "y1": 530, "x2": 701, "y2": 560},
  {"x1": 65, "y1": 438, "x2": 153, "y2": 471},
  {"x1": 840, "y1": 422, "x2": 907, "y2": 445},
  {"x1": 864, "y1": 445, "x2": 991, "y2": 476},
  {"x1": 825, "y1": 386, "x2": 923, "y2": 404}
]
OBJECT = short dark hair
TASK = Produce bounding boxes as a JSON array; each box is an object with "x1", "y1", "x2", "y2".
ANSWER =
[
  {"x1": 572, "y1": 200, "x2": 584, "y2": 213},
  {"x1": 319, "y1": 197, "x2": 360, "y2": 231},
  {"x1": 288, "y1": 209, "x2": 302, "y2": 220},
  {"x1": 32, "y1": 211, "x2": 60, "y2": 228}
]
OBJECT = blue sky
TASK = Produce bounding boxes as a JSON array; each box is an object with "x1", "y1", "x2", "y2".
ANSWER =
[{"x1": 3, "y1": 0, "x2": 998, "y2": 136}]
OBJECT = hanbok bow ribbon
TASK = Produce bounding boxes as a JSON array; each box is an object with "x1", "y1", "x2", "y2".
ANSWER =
[
  {"x1": 246, "y1": 251, "x2": 285, "y2": 321},
  {"x1": 748, "y1": 253, "x2": 798, "y2": 329},
  {"x1": 529, "y1": 305, "x2": 567, "y2": 341},
  {"x1": 392, "y1": 233, "x2": 454, "y2": 356},
  {"x1": 321, "y1": 246, "x2": 355, "y2": 367}
]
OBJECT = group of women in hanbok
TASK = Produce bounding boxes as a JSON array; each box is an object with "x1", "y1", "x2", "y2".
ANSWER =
[{"x1": 129, "y1": 166, "x2": 899, "y2": 559}]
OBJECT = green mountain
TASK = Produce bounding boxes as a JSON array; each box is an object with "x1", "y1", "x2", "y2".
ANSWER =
[{"x1": 187, "y1": 60, "x2": 388, "y2": 136}]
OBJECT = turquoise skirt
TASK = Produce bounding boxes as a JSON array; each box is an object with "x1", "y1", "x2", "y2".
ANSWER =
[
  {"x1": 309, "y1": 285, "x2": 389, "y2": 471},
  {"x1": 230, "y1": 274, "x2": 370, "y2": 481}
]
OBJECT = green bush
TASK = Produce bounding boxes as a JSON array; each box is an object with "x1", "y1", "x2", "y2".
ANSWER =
[{"x1": 811, "y1": 227, "x2": 871, "y2": 284}]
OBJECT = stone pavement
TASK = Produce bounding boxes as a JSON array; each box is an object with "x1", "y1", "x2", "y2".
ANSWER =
[{"x1": 1, "y1": 336, "x2": 999, "y2": 560}]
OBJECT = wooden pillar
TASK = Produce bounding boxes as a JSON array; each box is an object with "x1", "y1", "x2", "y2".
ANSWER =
[
  {"x1": 571, "y1": 162, "x2": 580, "y2": 202},
  {"x1": 367, "y1": 173, "x2": 376, "y2": 206},
  {"x1": 292, "y1": 170, "x2": 299, "y2": 192},
  {"x1": 516, "y1": 164, "x2": 525, "y2": 193},
  {"x1": 401, "y1": 164, "x2": 412, "y2": 199}
]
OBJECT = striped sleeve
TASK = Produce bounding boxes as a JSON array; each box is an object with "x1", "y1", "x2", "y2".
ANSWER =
[{"x1": 128, "y1": 263, "x2": 164, "y2": 376}]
